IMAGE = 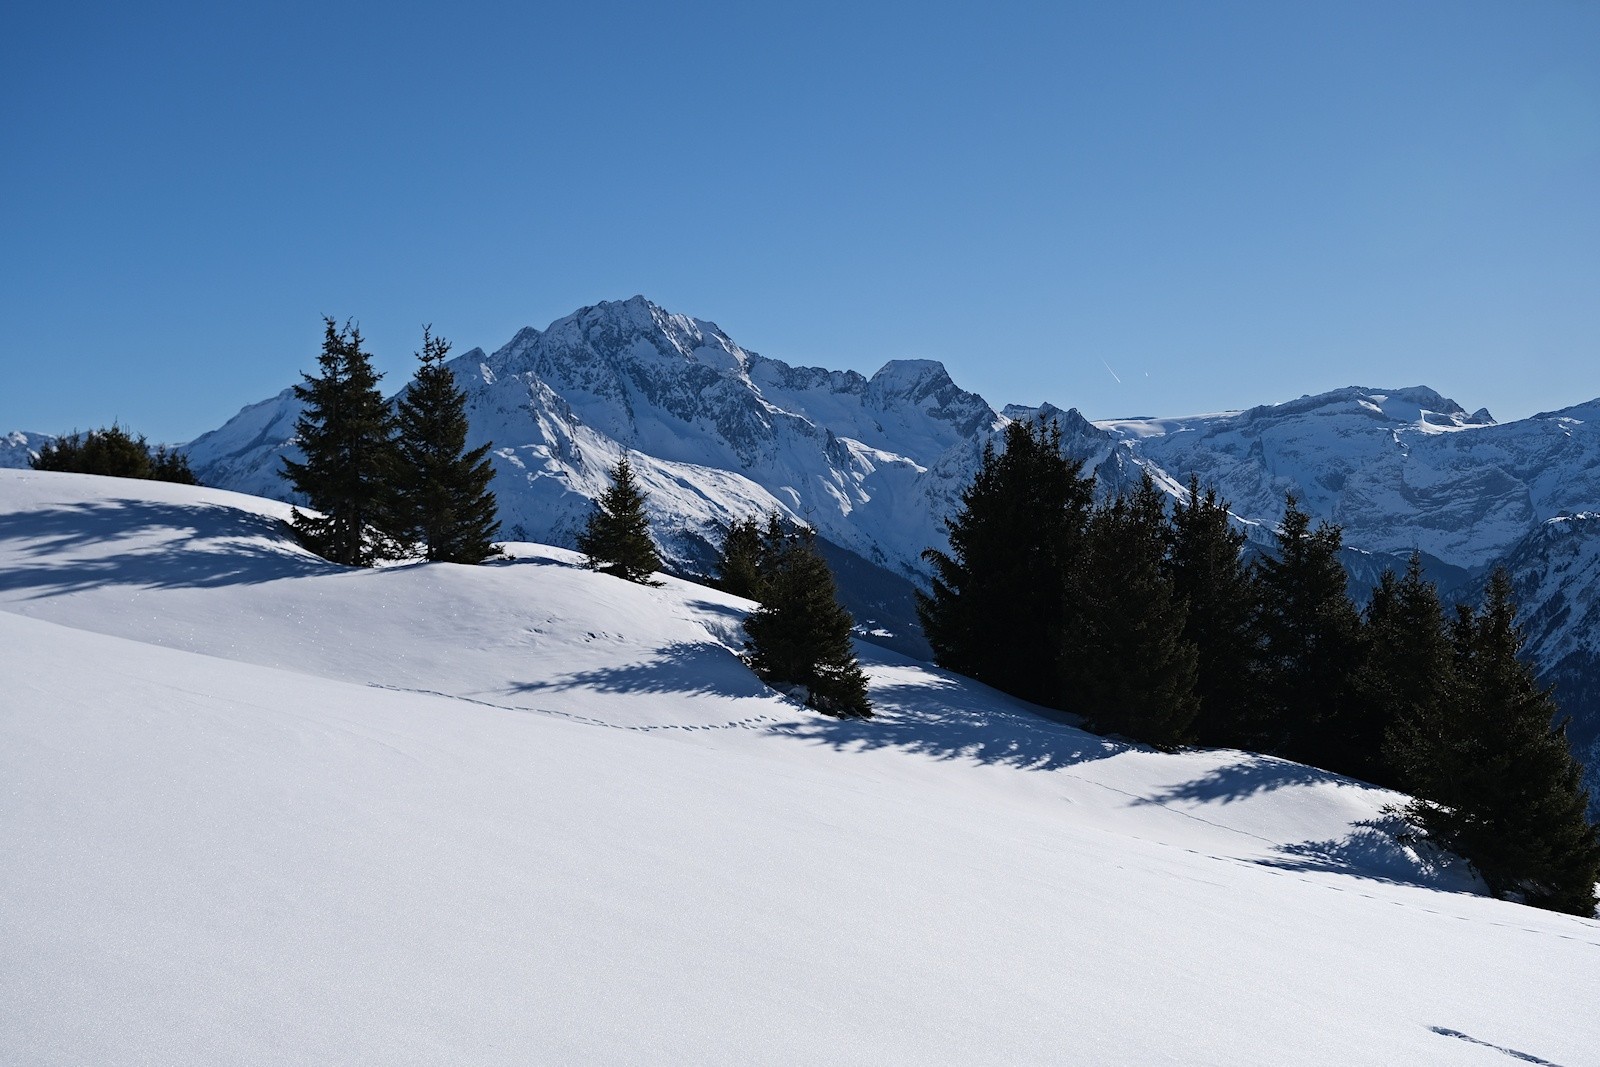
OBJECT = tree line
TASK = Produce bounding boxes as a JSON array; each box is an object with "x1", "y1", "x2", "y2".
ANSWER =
[
  {"x1": 918, "y1": 417, "x2": 1600, "y2": 915},
  {"x1": 31, "y1": 423, "x2": 197, "y2": 484}
]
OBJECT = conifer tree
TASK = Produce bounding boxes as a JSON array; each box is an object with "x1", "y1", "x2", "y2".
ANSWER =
[
  {"x1": 1254, "y1": 495, "x2": 1371, "y2": 774},
  {"x1": 744, "y1": 524, "x2": 872, "y2": 718},
  {"x1": 918, "y1": 418, "x2": 1095, "y2": 708},
  {"x1": 391, "y1": 326, "x2": 501, "y2": 563},
  {"x1": 150, "y1": 445, "x2": 198, "y2": 485},
  {"x1": 1405, "y1": 570, "x2": 1600, "y2": 915},
  {"x1": 1366, "y1": 554, "x2": 1455, "y2": 793},
  {"x1": 577, "y1": 455, "x2": 662, "y2": 583},
  {"x1": 1072, "y1": 471, "x2": 1199, "y2": 749},
  {"x1": 715, "y1": 515, "x2": 765, "y2": 599},
  {"x1": 281, "y1": 318, "x2": 398, "y2": 566},
  {"x1": 1168, "y1": 474, "x2": 1263, "y2": 748}
]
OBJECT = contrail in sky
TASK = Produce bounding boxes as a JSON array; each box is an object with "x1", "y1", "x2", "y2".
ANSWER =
[{"x1": 1100, "y1": 358, "x2": 1123, "y2": 384}]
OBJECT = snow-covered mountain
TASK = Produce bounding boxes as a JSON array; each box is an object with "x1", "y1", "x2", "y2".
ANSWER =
[
  {"x1": 1097, "y1": 387, "x2": 1599, "y2": 571},
  {"x1": 126, "y1": 298, "x2": 1600, "y2": 772},
  {"x1": 186, "y1": 298, "x2": 1020, "y2": 591},
  {"x1": 0, "y1": 430, "x2": 52, "y2": 469},
  {"x1": 5, "y1": 467, "x2": 1597, "y2": 1064}
]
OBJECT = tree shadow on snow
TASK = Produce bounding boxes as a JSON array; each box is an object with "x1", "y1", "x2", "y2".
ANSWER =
[
  {"x1": 0, "y1": 498, "x2": 325, "y2": 597},
  {"x1": 1257, "y1": 814, "x2": 1476, "y2": 892},
  {"x1": 781, "y1": 672, "x2": 1126, "y2": 773},
  {"x1": 1135, "y1": 753, "x2": 1354, "y2": 806},
  {"x1": 509, "y1": 641, "x2": 772, "y2": 699}
]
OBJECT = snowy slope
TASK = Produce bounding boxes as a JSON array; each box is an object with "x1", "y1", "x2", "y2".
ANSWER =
[{"x1": 3, "y1": 468, "x2": 1597, "y2": 1065}]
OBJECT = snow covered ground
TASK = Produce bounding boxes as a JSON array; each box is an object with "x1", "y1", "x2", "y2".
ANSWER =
[{"x1": 3, "y1": 469, "x2": 1596, "y2": 1065}]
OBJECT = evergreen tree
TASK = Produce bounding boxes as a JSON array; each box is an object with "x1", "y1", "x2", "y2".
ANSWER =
[
  {"x1": 1168, "y1": 474, "x2": 1263, "y2": 748},
  {"x1": 715, "y1": 515, "x2": 765, "y2": 599},
  {"x1": 32, "y1": 423, "x2": 197, "y2": 485},
  {"x1": 918, "y1": 418, "x2": 1095, "y2": 708},
  {"x1": 1405, "y1": 570, "x2": 1600, "y2": 915},
  {"x1": 577, "y1": 455, "x2": 663, "y2": 583},
  {"x1": 281, "y1": 318, "x2": 398, "y2": 567},
  {"x1": 1072, "y1": 471, "x2": 1199, "y2": 749},
  {"x1": 150, "y1": 445, "x2": 198, "y2": 485},
  {"x1": 391, "y1": 326, "x2": 501, "y2": 563},
  {"x1": 1254, "y1": 495, "x2": 1372, "y2": 775},
  {"x1": 1366, "y1": 554, "x2": 1455, "y2": 793},
  {"x1": 744, "y1": 524, "x2": 872, "y2": 718}
]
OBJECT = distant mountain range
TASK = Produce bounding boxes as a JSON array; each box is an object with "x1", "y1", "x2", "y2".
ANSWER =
[{"x1": 7, "y1": 296, "x2": 1599, "y2": 798}]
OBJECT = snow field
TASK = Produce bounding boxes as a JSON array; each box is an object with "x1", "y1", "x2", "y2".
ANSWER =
[{"x1": 2, "y1": 469, "x2": 1597, "y2": 1065}]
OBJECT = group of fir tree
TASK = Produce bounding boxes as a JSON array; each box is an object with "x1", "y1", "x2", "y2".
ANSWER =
[
  {"x1": 283, "y1": 318, "x2": 500, "y2": 566},
  {"x1": 31, "y1": 423, "x2": 197, "y2": 484},
  {"x1": 716, "y1": 514, "x2": 872, "y2": 719},
  {"x1": 919, "y1": 415, "x2": 1599, "y2": 915}
]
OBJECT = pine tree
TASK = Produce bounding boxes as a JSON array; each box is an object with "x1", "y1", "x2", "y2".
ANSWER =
[
  {"x1": 1168, "y1": 474, "x2": 1263, "y2": 748},
  {"x1": 391, "y1": 326, "x2": 501, "y2": 563},
  {"x1": 577, "y1": 455, "x2": 663, "y2": 583},
  {"x1": 715, "y1": 515, "x2": 765, "y2": 599},
  {"x1": 1254, "y1": 495, "x2": 1371, "y2": 775},
  {"x1": 1405, "y1": 570, "x2": 1600, "y2": 915},
  {"x1": 280, "y1": 318, "x2": 398, "y2": 566},
  {"x1": 918, "y1": 418, "x2": 1095, "y2": 708},
  {"x1": 1366, "y1": 554, "x2": 1455, "y2": 793},
  {"x1": 744, "y1": 524, "x2": 872, "y2": 718},
  {"x1": 1072, "y1": 471, "x2": 1199, "y2": 749}
]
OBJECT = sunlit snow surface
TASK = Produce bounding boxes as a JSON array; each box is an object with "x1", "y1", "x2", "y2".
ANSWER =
[{"x1": 3, "y1": 469, "x2": 1597, "y2": 1065}]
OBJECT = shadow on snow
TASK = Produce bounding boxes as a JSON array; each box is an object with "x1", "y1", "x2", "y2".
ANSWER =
[
  {"x1": 1134, "y1": 753, "x2": 1355, "y2": 806},
  {"x1": 0, "y1": 498, "x2": 326, "y2": 597},
  {"x1": 784, "y1": 671, "x2": 1126, "y2": 773},
  {"x1": 509, "y1": 641, "x2": 773, "y2": 700}
]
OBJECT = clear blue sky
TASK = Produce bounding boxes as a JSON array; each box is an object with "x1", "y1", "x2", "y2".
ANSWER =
[{"x1": 3, "y1": 1, "x2": 1596, "y2": 442}]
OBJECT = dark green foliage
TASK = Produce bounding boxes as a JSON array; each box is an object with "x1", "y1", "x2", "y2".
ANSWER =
[
  {"x1": 392, "y1": 326, "x2": 501, "y2": 563},
  {"x1": 577, "y1": 455, "x2": 663, "y2": 583},
  {"x1": 150, "y1": 445, "x2": 198, "y2": 484},
  {"x1": 32, "y1": 423, "x2": 197, "y2": 485},
  {"x1": 715, "y1": 515, "x2": 766, "y2": 599},
  {"x1": 1404, "y1": 570, "x2": 1600, "y2": 915},
  {"x1": 745, "y1": 523, "x2": 872, "y2": 718},
  {"x1": 280, "y1": 318, "x2": 398, "y2": 567},
  {"x1": 1071, "y1": 472, "x2": 1199, "y2": 749},
  {"x1": 1367, "y1": 554, "x2": 1455, "y2": 793},
  {"x1": 918, "y1": 418, "x2": 1095, "y2": 708},
  {"x1": 1254, "y1": 496, "x2": 1371, "y2": 775},
  {"x1": 1168, "y1": 475, "x2": 1263, "y2": 748}
]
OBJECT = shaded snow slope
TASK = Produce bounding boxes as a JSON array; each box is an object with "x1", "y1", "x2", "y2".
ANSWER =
[{"x1": 3, "y1": 469, "x2": 1598, "y2": 1065}]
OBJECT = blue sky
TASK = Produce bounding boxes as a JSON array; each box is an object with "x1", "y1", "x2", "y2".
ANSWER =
[{"x1": 3, "y1": 1, "x2": 1596, "y2": 442}]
